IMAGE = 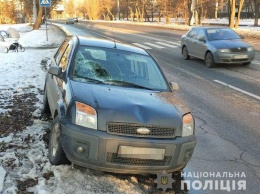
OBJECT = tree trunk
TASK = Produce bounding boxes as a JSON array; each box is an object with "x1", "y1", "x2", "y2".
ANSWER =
[
  {"x1": 188, "y1": 0, "x2": 193, "y2": 26},
  {"x1": 254, "y1": 0, "x2": 259, "y2": 26},
  {"x1": 235, "y1": 0, "x2": 245, "y2": 28},
  {"x1": 229, "y1": 0, "x2": 236, "y2": 28},
  {"x1": 33, "y1": 6, "x2": 43, "y2": 30}
]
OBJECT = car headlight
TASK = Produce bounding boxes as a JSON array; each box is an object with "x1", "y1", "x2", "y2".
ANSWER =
[
  {"x1": 218, "y1": 49, "x2": 230, "y2": 53},
  {"x1": 182, "y1": 113, "x2": 194, "y2": 137},
  {"x1": 247, "y1": 47, "x2": 254, "y2": 51},
  {"x1": 75, "y1": 101, "x2": 97, "y2": 129}
]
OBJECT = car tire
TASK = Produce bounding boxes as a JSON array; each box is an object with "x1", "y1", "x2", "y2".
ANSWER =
[
  {"x1": 42, "y1": 88, "x2": 50, "y2": 114},
  {"x1": 242, "y1": 62, "x2": 251, "y2": 66},
  {"x1": 49, "y1": 116, "x2": 70, "y2": 165},
  {"x1": 205, "y1": 52, "x2": 216, "y2": 68},
  {"x1": 182, "y1": 46, "x2": 190, "y2": 60}
]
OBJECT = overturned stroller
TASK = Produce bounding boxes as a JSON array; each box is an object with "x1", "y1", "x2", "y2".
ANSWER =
[{"x1": 4, "y1": 41, "x2": 25, "y2": 53}]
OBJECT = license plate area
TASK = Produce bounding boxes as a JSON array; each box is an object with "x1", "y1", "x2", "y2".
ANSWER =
[
  {"x1": 234, "y1": 55, "x2": 247, "y2": 59},
  {"x1": 118, "y1": 146, "x2": 165, "y2": 160}
]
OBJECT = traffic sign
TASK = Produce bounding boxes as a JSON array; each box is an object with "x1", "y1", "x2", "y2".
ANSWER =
[{"x1": 40, "y1": 0, "x2": 51, "y2": 7}]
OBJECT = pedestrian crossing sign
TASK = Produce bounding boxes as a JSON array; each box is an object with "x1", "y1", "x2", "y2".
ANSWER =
[{"x1": 40, "y1": 0, "x2": 51, "y2": 7}]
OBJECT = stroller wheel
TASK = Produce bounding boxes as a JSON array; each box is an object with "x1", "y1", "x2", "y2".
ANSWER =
[
  {"x1": 19, "y1": 46, "x2": 25, "y2": 52},
  {"x1": 4, "y1": 47, "x2": 9, "y2": 53}
]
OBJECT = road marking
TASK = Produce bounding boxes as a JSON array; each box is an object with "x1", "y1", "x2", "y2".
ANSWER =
[
  {"x1": 144, "y1": 42, "x2": 165, "y2": 48},
  {"x1": 214, "y1": 80, "x2": 260, "y2": 101},
  {"x1": 132, "y1": 43, "x2": 152, "y2": 49},
  {"x1": 156, "y1": 42, "x2": 178, "y2": 48},
  {"x1": 167, "y1": 41, "x2": 181, "y2": 46}
]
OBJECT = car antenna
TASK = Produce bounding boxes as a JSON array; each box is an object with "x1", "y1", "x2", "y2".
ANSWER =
[{"x1": 111, "y1": 25, "x2": 117, "y2": 48}]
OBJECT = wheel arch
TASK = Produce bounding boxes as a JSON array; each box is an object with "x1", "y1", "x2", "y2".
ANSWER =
[
  {"x1": 205, "y1": 50, "x2": 213, "y2": 60},
  {"x1": 52, "y1": 99, "x2": 66, "y2": 120}
]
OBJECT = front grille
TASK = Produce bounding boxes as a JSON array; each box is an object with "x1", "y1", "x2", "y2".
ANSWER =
[
  {"x1": 231, "y1": 59, "x2": 248, "y2": 62},
  {"x1": 230, "y1": 47, "x2": 247, "y2": 52},
  {"x1": 106, "y1": 153, "x2": 172, "y2": 166},
  {"x1": 107, "y1": 122, "x2": 175, "y2": 138}
]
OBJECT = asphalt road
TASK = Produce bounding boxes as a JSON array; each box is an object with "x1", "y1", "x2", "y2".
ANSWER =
[{"x1": 53, "y1": 20, "x2": 260, "y2": 194}]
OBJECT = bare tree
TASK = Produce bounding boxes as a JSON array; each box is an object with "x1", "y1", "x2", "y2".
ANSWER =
[
  {"x1": 99, "y1": 0, "x2": 116, "y2": 20},
  {"x1": 33, "y1": 6, "x2": 43, "y2": 30},
  {"x1": 235, "y1": 0, "x2": 245, "y2": 28},
  {"x1": 0, "y1": 0, "x2": 18, "y2": 24},
  {"x1": 65, "y1": 0, "x2": 75, "y2": 18},
  {"x1": 228, "y1": 0, "x2": 236, "y2": 28},
  {"x1": 33, "y1": 0, "x2": 59, "y2": 30},
  {"x1": 78, "y1": 0, "x2": 88, "y2": 19},
  {"x1": 85, "y1": 0, "x2": 101, "y2": 20},
  {"x1": 254, "y1": 0, "x2": 260, "y2": 26}
]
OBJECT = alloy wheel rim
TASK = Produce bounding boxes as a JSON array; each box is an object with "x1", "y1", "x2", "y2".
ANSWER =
[
  {"x1": 183, "y1": 48, "x2": 187, "y2": 58},
  {"x1": 206, "y1": 54, "x2": 212, "y2": 66}
]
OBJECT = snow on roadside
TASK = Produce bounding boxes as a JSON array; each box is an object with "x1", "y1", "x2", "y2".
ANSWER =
[
  {"x1": 0, "y1": 166, "x2": 6, "y2": 192},
  {"x1": 19, "y1": 25, "x2": 66, "y2": 48}
]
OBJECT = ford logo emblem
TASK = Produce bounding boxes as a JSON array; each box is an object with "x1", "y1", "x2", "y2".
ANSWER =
[{"x1": 136, "y1": 128, "x2": 150, "y2": 135}]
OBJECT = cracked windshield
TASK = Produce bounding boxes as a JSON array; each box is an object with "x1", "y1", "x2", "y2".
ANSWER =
[{"x1": 0, "y1": 0, "x2": 259, "y2": 194}]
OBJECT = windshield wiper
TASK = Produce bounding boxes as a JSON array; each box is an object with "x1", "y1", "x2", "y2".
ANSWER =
[
  {"x1": 73, "y1": 74, "x2": 104, "y2": 84},
  {"x1": 105, "y1": 80, "x2": 153, "y2": 90}
]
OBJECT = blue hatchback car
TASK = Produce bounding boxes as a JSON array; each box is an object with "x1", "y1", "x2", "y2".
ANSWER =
[{"x1": 43, "y1": 36, "x2": 197, "y2": 174}]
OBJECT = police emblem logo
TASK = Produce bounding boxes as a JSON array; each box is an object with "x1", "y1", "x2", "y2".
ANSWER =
[
  {"x1": 155, "y1": 170, "x2": 175, "y2": 191},
  {"x1": 161, "y1": 176, "x2": 168, "y2": 185}
]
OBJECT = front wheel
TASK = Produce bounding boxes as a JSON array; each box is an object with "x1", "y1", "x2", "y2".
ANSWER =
[
  {"x1": 182, "y1": 46, "x2": 190, "y2": 60},
  {"x1": 205, "y1": 52, "x2": 216, "y2": 68},
  {"x1": 49, "y1": 116, "x2": 70, "y2": 165}
]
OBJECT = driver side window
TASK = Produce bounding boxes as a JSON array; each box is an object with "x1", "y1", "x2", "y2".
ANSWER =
[
  {"x1": 187, "y1": 28, "x2": 199, "y2": 39},
  {"x1": 196, "y1": 29, "x2": 206, "y2": 41},
  {"x1": 59, "y1": 41, "x2": 73, "y2": 72}
]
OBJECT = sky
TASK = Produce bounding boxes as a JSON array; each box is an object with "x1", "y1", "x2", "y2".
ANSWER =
[{"x1": 0, "y1": 19, "x2": 259, "y2": 193}]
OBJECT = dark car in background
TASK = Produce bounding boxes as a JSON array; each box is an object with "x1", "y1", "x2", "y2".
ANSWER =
[
  {"x1": 73, "y1": 17, "x2": 78, "y2": 22},
  {"x1": 181, "y1": 27, "x2": 255, "y2": 68},
  {"x1": 43, "y1": 36, "x2": 196, "y2": 174}
]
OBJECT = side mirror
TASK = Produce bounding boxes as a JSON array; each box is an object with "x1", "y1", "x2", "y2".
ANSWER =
[
  {"x1": 48, "y1": 66, "x2": 63, "y2": 79},
  {"x1": 169, "y1": 82, "x2": 179, "y2": 91},
  {"x1": 199, "y1": 37, "x2": 206, "y2": 43},
  {"x1": 240, "y1": 35, "x2": 245, "y2": 39}
]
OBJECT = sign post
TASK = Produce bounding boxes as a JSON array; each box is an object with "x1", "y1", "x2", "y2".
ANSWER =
[{"x1": 39, "y1": 0, "x2": 51, "y2": 41}]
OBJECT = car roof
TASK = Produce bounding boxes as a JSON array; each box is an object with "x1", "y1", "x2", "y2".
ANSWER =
[
  {"x1": 191, "y1": 26, "x2": 232, "y2": 30},
  {"x1": 76, "y1": 36, "x2": 149, "y2": 56}
]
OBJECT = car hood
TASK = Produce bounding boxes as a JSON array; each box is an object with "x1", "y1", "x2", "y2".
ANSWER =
[
  {"x1": 209, "y1": 39, "x2": 251, "y2": 49},
  {"x1": 70, "y1": 81, "x2": 190, "y2": 133}
]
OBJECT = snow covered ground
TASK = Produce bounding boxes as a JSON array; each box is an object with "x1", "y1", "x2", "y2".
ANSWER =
[{"x1": 0, "y1": 24, "x2": 152, "y2": 194}]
